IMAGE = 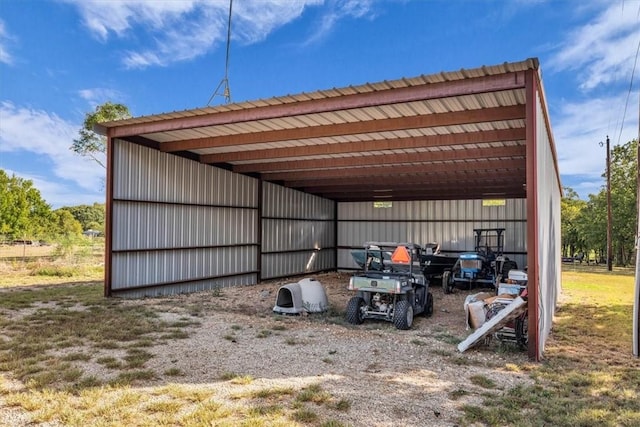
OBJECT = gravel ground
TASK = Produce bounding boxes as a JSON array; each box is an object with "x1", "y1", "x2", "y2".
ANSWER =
[{"x1": 0, "y1": 272, "x2": 534, "y2": 426}]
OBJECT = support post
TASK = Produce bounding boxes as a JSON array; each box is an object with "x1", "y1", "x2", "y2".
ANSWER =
[{"x1": 606, "y1": 135, "x2": 613, "y2": 271}]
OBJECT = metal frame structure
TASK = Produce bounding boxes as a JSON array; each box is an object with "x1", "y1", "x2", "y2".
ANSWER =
[{"x1": 97, "y1": 58, "x2": 561, "y2": 361}]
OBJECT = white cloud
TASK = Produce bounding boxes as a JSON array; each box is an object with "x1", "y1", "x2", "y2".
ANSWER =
[
  {"x1": 547, "y1": 1, "x2": 640, "y2": 91},
  {"x1": 0, "y1": 102, "x2": 105, "y2": 204},
  {"x1": 0, "y1": 19, "x2": 15, "y2": 65},
  {"x1": 553, "y1": 90, "x2": 639, "y2": 197},
  {"x1": 545, "y1": 0, "x2": 640, "y2": 198},
  {"x1": 65, "y1": 0, "x2": 375, "y2": 69},
  {"x1": 78, "y1": 88, "x2": 126, "y2": 109},
  {"x1": 302, "y1": 0, "x2": 374, "y2": 46}
]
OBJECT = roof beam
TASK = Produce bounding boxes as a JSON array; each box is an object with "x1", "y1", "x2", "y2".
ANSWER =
[
  {"x1": 320, "y1": 188, "x2": 526, "y2": 202},
  {"x1": 100, "y1": 72, "x2": 527, "y2": 138},
  {"x1": 232, "y1": 145, "x2": 525, "y2": 173},
  {"x1": 263, "y1": 159, "x2": 526, "y2": 181},
  {"x1": 299, "y1": 177, "x2": 525, "y2": 193},
  {"x1": 284, "y1": 169, "x2": 525, "y2": 188},
  {"x1": 160, "y1": 105, "x2": 525, "y2": 152},
  {"x1": 200, "y1": 128, "x2": 525, "y2": 163}
]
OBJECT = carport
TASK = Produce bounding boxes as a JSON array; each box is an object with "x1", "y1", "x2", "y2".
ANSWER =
[{"x1": 96, "y1": 57, "x2": 561, "y2": 360}]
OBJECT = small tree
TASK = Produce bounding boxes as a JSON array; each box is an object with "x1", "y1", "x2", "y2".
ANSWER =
[
  {"x1": 561, "y1": 187, "x2": 586, "y2": 258},
  {"x1": 72, "y1": 102, "x2": 131, "y2": 168},
  {"x1": 0, "y1": 169, "x2": 53, "y2": 241},
  {"x1": 61, "y1": 203, "x2": 105, "y2": 232}
]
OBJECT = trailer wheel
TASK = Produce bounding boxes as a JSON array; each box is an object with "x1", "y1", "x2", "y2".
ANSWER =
[{"x1": 442, "y1": 271, "x2": 453, "y2": 294}]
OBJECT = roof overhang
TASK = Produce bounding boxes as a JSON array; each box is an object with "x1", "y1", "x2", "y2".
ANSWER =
[{"x1": 96, "y1": 58, "x2": 541, "y2": 202}]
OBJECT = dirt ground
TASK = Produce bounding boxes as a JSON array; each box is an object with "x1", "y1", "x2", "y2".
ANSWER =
[{"x1": 114, "y1": 271, "x2": 532, "y2": 426}]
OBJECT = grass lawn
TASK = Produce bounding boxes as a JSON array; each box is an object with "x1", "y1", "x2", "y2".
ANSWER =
[
  {"x1": 461, "y1": 267, "x2": 640, "y2": 426},
  {"x1": 0, "y1": 254, "x2": 639, "y2": 426}
]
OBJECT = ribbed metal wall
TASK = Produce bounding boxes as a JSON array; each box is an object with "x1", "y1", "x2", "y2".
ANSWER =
[
  {"x1": 261, "y1": 182, "x2": 336, "y2": 279},
  {"x1": 535, "y1": 92, "x2": 562, "y2": 358},
  {"x1": 337, "y1": 199, "x2": 527, "y2": 270},
  {"x1": 110, "y1": 140, "x2": 259, "y2": 297}
]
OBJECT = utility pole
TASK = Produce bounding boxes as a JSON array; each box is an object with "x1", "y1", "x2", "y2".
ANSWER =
[
  {"x1": 633, "y1": 88, "x2": 640, "y2": 357},
  {"x1": 607, "y1": 135, "x2": 613, "y2": 271},
  {"x1": 601, "y1": 136, "x2": 613, "y2": 271}
]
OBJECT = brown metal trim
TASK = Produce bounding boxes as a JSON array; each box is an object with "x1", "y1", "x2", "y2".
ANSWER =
[
  {"x1": 263, "y1": 159, "x2": 526, "y2": 181},
  {"x1": 337, "y1": 218, "x2": 527, "y2": 224},
  {"x1": 299, "y1": 176, "x2": 525, "y2": 193},
  {"x1": 201, "y1": 128, "x2": 526, "y2": 163},
  {"x1": 261, "y1": 268, "x2": 336, "y2": 282},
  {"x1": 261, "y1": 247, "x2": 334, "y2": 255},
  {"x1": 525, "y1": 69, "x2": 540, "y2": 361},
  {"x1": 112, "y1": 243, "x2": 259, "y2": 254},
  {"x1": 113, "y1": 197, "x2": 259, "y2": 210},
  {"x1": 121, "y1": 135, "x2": 160, "y2": 150},
  {"x1": 315, "y1": 186, "x2": 526, "y2": 199},
  {"x1": 232, "y1": 145, "x2": 526, "y2": 174},
  {"x1": 286, "y1": 169, "x2": 526, "y2": 188},
  {"x1": 110, "y1": 271, "x2": 260, "y2": 294},
  {"x1": 102, "y1": 72, "x2": 527, "y2": 138},
  {"x1": 262, "y1": 216, "x2": 336, "y2": 222},
  {"x1": 104, "y1": 135, "x2": 114, "y2": 297},
  {"x1": 323, "y1": 192, "x2": 526, "y2": 202},
  {"x1": 160, "y1": 105, "x2": 526, "y2": 152}
]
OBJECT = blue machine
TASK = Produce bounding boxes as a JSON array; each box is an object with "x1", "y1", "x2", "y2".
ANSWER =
[{"x1": 442, "y1": 228, "x2": 513, "y2": 294}]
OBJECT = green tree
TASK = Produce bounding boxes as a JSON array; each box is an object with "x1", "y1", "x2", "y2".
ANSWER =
[
  {"x1": 51, "y1": 209, "x2": 83, "y2": 237},
  {"x1": 561, "y1": 187, "x2": 586, "y2": 259},
  {"x1": 60, "y1": 203, "x2": 105, "y2": 232},
  {"x1": 609, "y1": 139, "x2": 637, "y2": 265},
  {"x1": 574, "y1": 139, "x2": 639, "y2": 266},
  {"x1": 72, "y1": 102, "x2": 131, "y2": 168},
  {"x1": 575, "y1": 191, "x2": 607, "y2": 263},
  {"x1": 0, "y1": 169, "x2": 53, "y2": 240}
]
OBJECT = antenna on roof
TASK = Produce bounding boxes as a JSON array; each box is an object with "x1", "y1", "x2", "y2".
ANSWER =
[{"x1": 207, "y1": 0, "x2": 233, "y2": 106}]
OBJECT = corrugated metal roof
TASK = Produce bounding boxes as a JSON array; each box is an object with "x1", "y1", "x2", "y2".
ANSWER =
[{"x1": 98, "y1": 58, "x2": 542, "y2": 202}]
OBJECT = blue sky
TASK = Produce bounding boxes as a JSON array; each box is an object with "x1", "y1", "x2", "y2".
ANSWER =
[{"x1": 1, "y1": 0, "x2": 639, "y2": 208}]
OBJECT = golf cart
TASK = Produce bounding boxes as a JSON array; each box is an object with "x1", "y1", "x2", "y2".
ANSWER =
[{"x1": 346, "y1": 242, "x2": 433, "y2": 330}]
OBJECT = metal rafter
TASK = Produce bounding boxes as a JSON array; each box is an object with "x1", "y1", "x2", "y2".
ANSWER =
[
  {"x1": 262, "y1": 158, "x2": 526, "y2": 181},
  {"x1": 232, "y1": 145, "x2": 525, "y2": 173},
  {"x1": 159, "y1": 105, "x2": 525, "y2": 152},
  {"x1": 201, "y1": 128, "x2": 525, "y2": 163}
]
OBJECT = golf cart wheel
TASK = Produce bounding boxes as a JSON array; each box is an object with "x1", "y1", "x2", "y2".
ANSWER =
[
  {"x1": 345, "y1": 296, "x2": 366, "y2": 325},
  {"x1": 393, "y1": 300, "x2": 413, "y2": 330},
  {"x1": 424, "y1": 292, "x2": 434, "y2": 318},
  {"x1": 442, "y1": 270, "x2": 453, "y2": 294}
]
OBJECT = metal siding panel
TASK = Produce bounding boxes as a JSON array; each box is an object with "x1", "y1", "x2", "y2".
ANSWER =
[
  {"x1": 261, "y1": 182, "x2": 336, "y2": 277},
  {"x1": 536, "y1": 90, "x2": 561, "y2": 355},
  {"x1": 112, "y1": 202, "x2": 257, "y2": 251},
  {"x1": 337, "y1": 198, "x2": 527, "y2": 259},
  {"x1": 111, "y1": 140, "x2": 260, "y2": 294},
  {"x1": 112, "y1": 246, "x2": 257, "y2": 289},
  {"x1": 113, "y1": 140, "x2": 258, "y2": 206},
  {"x1": 112, "y1": 273, "x2": 258, "y2": 298},
  {"x1": 261, "y1": 250, "x2": 335, "y2": 279}
]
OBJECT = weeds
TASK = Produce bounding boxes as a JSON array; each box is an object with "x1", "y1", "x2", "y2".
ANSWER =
[
  {"x1": 0, "y1": 281, "x2": 197, "y2": 392},
  {"x1": 469, "y1": 374, "x2": 497, "y2": 389}
]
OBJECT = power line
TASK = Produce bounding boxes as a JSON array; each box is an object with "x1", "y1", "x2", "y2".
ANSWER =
[{"x1": 616, "y1": 30, "x2": 640, "y2": 146}]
